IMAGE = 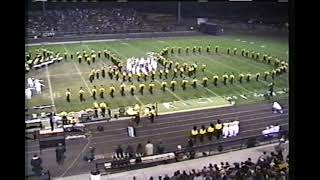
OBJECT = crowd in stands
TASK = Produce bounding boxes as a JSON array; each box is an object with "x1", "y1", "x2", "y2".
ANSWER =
[
  {"x1": 111, "y1": 140, "x2": 165, "y2": 160},
  {"x1": 27, "y1": 8, "x2": 147, "y2": 37},
  {"x1": 136, "y1": 144, "x2": 289, "y2": 180}
]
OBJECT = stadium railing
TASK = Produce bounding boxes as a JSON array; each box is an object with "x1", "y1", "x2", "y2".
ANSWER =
[{"x1": 94, "y1": 129, "x2": 288, "y2": 175}]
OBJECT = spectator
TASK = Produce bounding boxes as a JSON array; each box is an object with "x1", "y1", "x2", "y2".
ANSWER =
[
  {"x1": 84, "y1": 146, "x2": 95, "y2": 162},
  {"x1": 126, "y1": 145, "x2": 134, "y2": 158},
  {"x1": 116, "y1": 145, "x2": 124, "y2": 158},
  {"x1": 163, "y1": 174, "x2": 170, "y2": 180},
  {"x1": 171, "y1": 171, "x2": 178, "y2": 180},
  {"x1": 259, "y1": 151, "x2": 268, "y2": 161},
  {"x1": 145, "y1": 140, "x2": 154, "y2": 156},
  {"x1": 245, "y1": 158, "x2": 255, "y2": 166},
  {"x1": 187, "y1": 138, "x2": 194, "y2": 148},
  {"x1": 149, "y1": 177, "x2": 154, "y2": 180},
  {"x1": 275, "y1": 142, "x2": 285, "y2": 161},
  {"x1": 156, "y1": 140, "x2": 165, "y2": 154},
  {"x1": 30, "y1": 154, "x2": 43, "y2": 176},
  {"x1": 136, "y1": 143, "x2": 143, "y2": 157},
  {"x1": 27, "y1": 7, "x2": 149, "y2": 38}
]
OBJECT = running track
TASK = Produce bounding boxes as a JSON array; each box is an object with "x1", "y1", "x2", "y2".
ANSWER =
[{"x1": 25, "y1": 100, "x2": 288, "y2": 177}]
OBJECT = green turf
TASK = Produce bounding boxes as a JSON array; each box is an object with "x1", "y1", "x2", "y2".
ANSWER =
[{"x1": 26, "y1": 34, "x2": 288, "y2": 113}]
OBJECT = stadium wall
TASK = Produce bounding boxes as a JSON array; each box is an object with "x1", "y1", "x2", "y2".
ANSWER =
[{"x1": 26, "y1": 31, "x2": 203, "y2": 46}]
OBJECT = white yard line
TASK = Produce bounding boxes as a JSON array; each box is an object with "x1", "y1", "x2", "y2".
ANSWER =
[
  {"x1": 62, "y1": 44, "x2": 92, "y2": 93},
  {"x1": 72, "y1": 63, "x2": 92, "y2": 94},
  {"x1": 37, "y1": 72, "x2": 91, "y2": 78},
  {"x1": 26, "y1": 31, "x2": 197, "y2": 46},
  {"x1": 45, "y1": 65, "x2": 57, "y2": 112},
  {"x1": 204, "y1": 87, "x2": 220, "y2": 97},
  {"x1": 154, "y1": 80, "x2": 183, "y2": 101},
  {"x1": 60, "y1": 135, "x2": 92, "y2": 177},
  {"x1": 134, "y1": 95, "x2": 144, "y2": 105}
]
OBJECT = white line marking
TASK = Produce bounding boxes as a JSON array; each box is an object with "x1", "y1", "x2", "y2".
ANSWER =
[
  {"x1": 90, "y1": 114, "x2": 288, "y2": 145},
  {"x1": 60, "y1": 135, "x2": 92, "y2": 177},
  {"x1": 26, "y1": 31, "x2": 198, "y2": 46},
  {"x1": 45, "y1": 65, "x2": 56, "y2": 112},
  {"x1": 36, "y1": 72, "x2": 91, "y2": 78},
  {"x1": 62, "y1": 44, "x2": 92, "y2": 94},
  {"x1": 134, "y1": 95, "x2": 144, "y2": 105},
  {"x1": 191, "y1": 55, "x2": 251, "y2": 93},
  {"x1": 26, "y1": 105, "x2": 288, "y2": 148},
  {"x1": 72, "y1": 63, "x2": 92, "y2": 94},
  {"x1": 155, "y1": 80, "x2": 183, "y2": 101},
  {"x1": 204, "y1": 87, "x2": 219, "y2": 97}
]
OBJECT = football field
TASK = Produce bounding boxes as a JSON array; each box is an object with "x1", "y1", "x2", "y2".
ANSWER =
[{"x1": 25, "y1": 34, "x2": 288, "y2": 113}]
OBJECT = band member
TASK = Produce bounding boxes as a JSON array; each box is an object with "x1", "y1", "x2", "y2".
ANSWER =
[
  {"x1": 99, "y1": 85, "x2": 105, "y2": 99},
  {"x1": 161, "y1": 81, "x2": 167, "y2": 92},
  {"x1": 215, "y1": 119, "x2": 223, "y2": 140},
  {"x1": 202, "y1": 77, "x2": 208, "y2": 87},
  {"x1": 190, "y1": 126, "x2": 198, "y2": 143},
  {"x1": 120, "y1": 83, "x2": 126, "y2": 96},
  {"x1": 207, "y1": 123, "x2": 215, "y2": 141},
  {"x1": 182, "y1": 79, "x2": 188, "y2": 90},
  {"x1": 109, "y1": 85, "x2": 115, "y2": 98},
  {"x1": 170, "y1": 80, "x2": 177, "y2": 91},
  {"x1": 199, "y1": 125, "x2": 206, "y2": 143},
  {"x1": 92, "y1": 86, "x2": 97, "y2": 100},
  {"x1": 213, "y1": 75, "x2": 219, "y2": 86},
  {"x1": 130, "y1": 83, "x2": 136, "y2": 96},
  {"x1": 229, "y1": 73, "x2": 235, "y2": 84},
  {"x1": 65, "y1": 88, "x2": 71, "y2": 102},
  {"x1": 79, "y1": 87, "x2": 85, "y2": 102},
  {"x1": 149, "y1": 82, "x2": 155, "y2": 94},
  {"x1": 139, "y1": 83, "x2": 145, "y2": 95}
]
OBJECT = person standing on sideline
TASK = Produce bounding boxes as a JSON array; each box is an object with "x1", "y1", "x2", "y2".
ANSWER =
[
  {"x1": 31, "y1": 154, "x2": 43, "y2": 176},
  {"x1": 150, "y1": 111, "x2": 155, "y2": 123},
  {"x1": 84, "y1": 146, "x2": 95, "y2": 162},
  {"x1": 156, "y1": 140, "x2": 165, "y2": 154},
  {"x1": 215, "y1": 119, "x2": 223, "y2": 140},
  {"x1": 115, "y1": 145, "x2": 124, "y2": 159},
  {"x1": 207, "y1": 123, "x2": 215, "y2": 140},
  {"x1": 136, "y1": 143, "x2": 144, "y2": 157},
  {"x1": 49, "y1": 112, "x2": 54, "y2": 131},
  {"x1": 190, "y1": 126, "x2": 198, "y2": 143},
  {"x1": 145, "y1": 141, "x2": 154, "y2": 156},
  {"x1": 55, "y1": 143, "x2": 66, "y2": 165},
  {"x1": 199, "y1": 125, "x2": 207, "y2": 143}
]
